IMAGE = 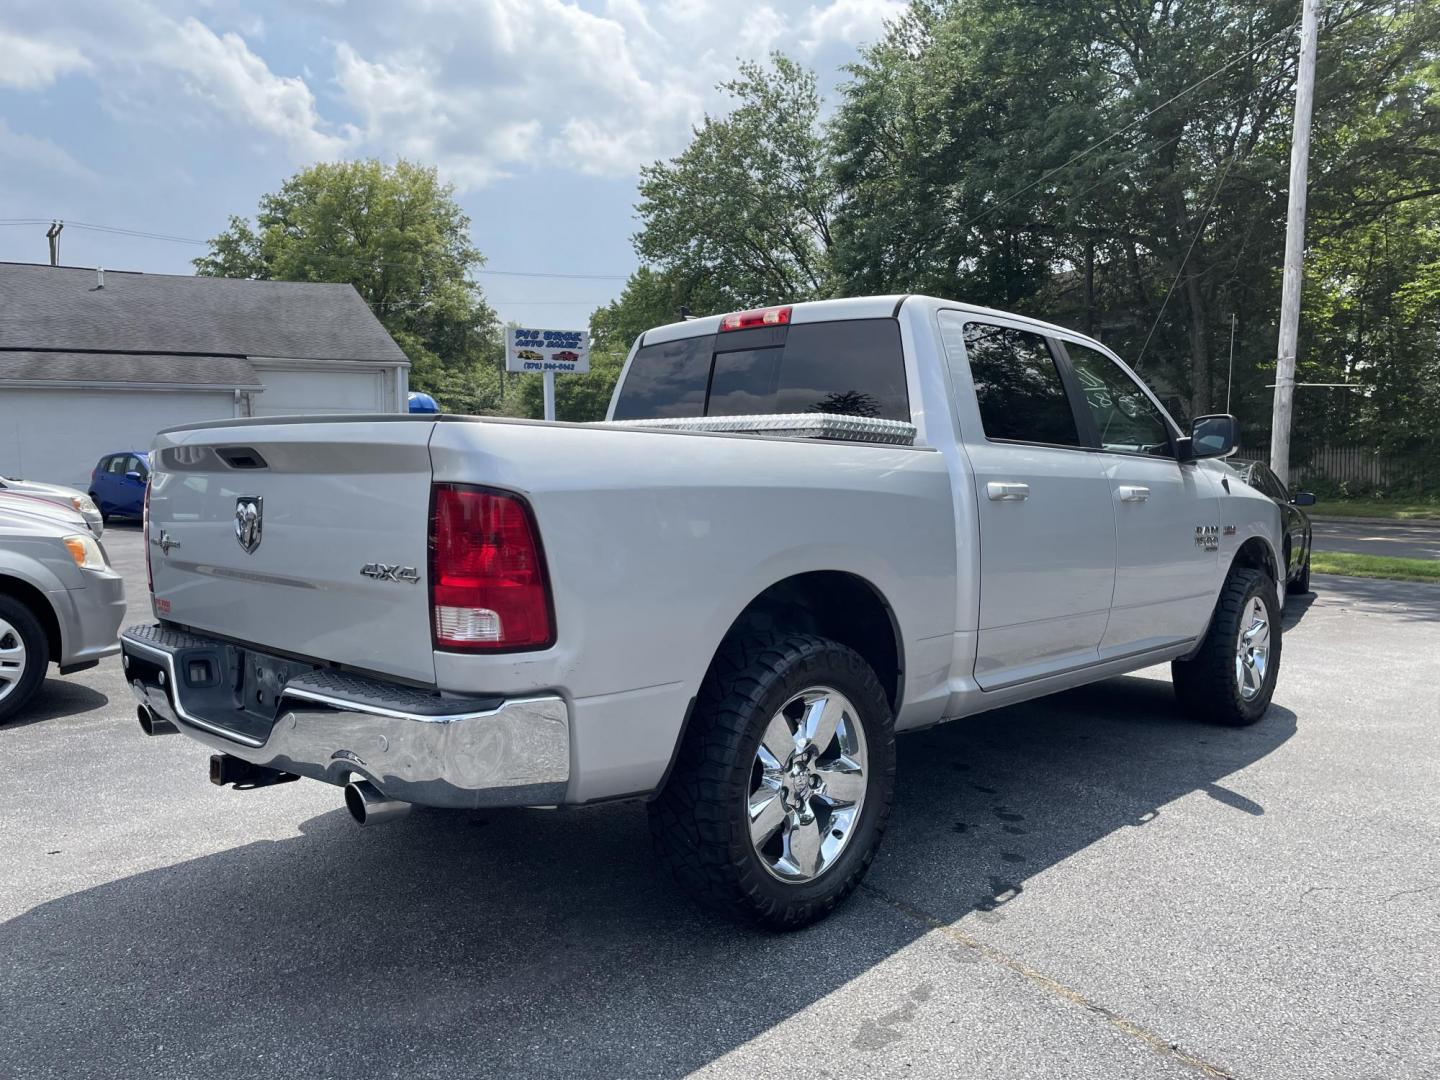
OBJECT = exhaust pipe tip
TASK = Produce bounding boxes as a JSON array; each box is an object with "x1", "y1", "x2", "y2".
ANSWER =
[
  {"x1": 137, "y1": 704, "x2": 177, "y2": 737},
  {"x1": 344, "y1": 779, "x2": 411, "y2": 827}
]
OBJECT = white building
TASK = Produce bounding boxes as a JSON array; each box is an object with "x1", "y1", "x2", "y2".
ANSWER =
[{"x1": 0, "y1": 262, "x2": 410, "y2": 487}]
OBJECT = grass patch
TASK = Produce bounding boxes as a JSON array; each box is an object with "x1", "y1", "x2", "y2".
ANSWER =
[
  {"x1": 1311, "y1": 551, "x2": 1440, "y2": 583},
  {"x1": 1311, "y1": 499, "x2": 1440, "y2": 521}
]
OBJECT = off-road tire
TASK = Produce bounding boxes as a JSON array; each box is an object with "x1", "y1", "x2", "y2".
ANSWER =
[
  {"x1": 0, "y1": 595, "x2": 49, "y2": 724},
  {"x1": 648, "y1": 632, "x2": 896, "y2": 930},
  {"x1": 1172, "y1": 566, "x2": 1281, "y2": 727}
]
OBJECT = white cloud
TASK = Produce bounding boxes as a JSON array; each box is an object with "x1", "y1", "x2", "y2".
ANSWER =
[
  {"x1": 329, "y1": 0, "x2": 709, "y2": 188},
  {"x1": 801, "y1": 0, "x2": 905, "y2": 50},
  {"x1": 159, "y1": 18, "x2": 349, "y2": 158},
  {"x1": 0, "y1": 29, "x2": 91, "y2": 88},
  {"x1": 735, "y1": 6, "x2": 790, "y2": 57},
  {"x1": 0, "y1": 0, "x2": 903, "y2": 188},
  {"x1": 0, "y1": 118, "x2": 97, "y2": 181}
]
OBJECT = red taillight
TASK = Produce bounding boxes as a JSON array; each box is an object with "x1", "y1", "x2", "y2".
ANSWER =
[
  {"x1": 429, "y1": 485, "x2": 553, "y2": 652},
  {"x1": 719, "y1": 305, "x2": 792, "y2": 332}
]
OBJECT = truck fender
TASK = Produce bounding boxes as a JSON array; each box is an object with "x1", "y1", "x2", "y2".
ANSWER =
[{"x1": 1179, "y1": 532, "x2": 1284, "y2": 661}]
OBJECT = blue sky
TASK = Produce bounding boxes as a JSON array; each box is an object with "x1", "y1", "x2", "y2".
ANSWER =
[{"x1": 0, "y1": 0, "x2": 901, "y2": 330}]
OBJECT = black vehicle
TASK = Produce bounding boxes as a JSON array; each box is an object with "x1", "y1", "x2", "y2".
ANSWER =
[{"x1": 1238, "y1": 461, "x2": 1316, "y2": 595}]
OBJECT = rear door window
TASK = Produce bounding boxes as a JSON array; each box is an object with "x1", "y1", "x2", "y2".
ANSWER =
[
  {"x1": 942, "y1": 316, "x2": 1081, "y2": 446},
  {"x1": 613, "y1": 318, "x2": 910, "y2": 422}
]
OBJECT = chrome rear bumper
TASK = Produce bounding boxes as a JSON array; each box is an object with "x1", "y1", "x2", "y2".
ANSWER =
[{"x1": 120, "y1": 624, "x2": 570, "y2": 808}]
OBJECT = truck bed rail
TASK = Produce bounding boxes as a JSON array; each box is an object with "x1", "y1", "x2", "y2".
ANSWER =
[{"x1": 604, "y1": 412, "x2": 917, "y2": 446}]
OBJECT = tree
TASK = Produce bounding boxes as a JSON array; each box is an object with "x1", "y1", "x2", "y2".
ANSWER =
[
  {"x1": 635, "y1": 55, "x2": 838, "y2": 306},
  {"x1": 195, "y1": 159, "x2": 502, "y2": 409},
  {"x1": 511, "y1": 350, "x2": 628, "y2": 423},
  {"x1": 825, "y1": 0, "x2": 1440, "y2": 435}
]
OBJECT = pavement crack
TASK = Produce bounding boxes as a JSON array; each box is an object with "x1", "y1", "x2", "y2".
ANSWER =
[
  {"x1": 1381, "y1": 881, "x2": 1440, "y2": 905},
  {"x1": 860, "y1": 883, "x2": 1244, "y2": 1080}
]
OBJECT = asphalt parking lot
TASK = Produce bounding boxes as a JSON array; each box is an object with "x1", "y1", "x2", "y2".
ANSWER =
[{"x1": 3, "y1": 525, "x2": 1438, "y2": 1080}]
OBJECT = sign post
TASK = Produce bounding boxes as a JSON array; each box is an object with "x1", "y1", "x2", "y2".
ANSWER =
[{"x1": 505, "y1": 328, "x2": 590, "y2": 422}]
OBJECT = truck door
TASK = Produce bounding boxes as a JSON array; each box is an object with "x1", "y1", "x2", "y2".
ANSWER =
[
  {"x1": 1058, "y1": 338, "x2": 1219, "y2": 656},
  {"x1": 938, "y1": 313, "x2": 1117, "y2": 690}
]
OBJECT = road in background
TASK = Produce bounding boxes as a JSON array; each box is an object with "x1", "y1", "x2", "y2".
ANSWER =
[
  {"x1": 3, "y1": 528, "x2": 1438, "y2": 1079},
  {"x1": 1311, "y1": 519, "x2": 1440, "y2": 561}
]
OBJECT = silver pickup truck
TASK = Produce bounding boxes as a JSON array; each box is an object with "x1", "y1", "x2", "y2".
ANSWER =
[{"x1": 121, "y1": 295, "x2": 1286, "y2": 928}]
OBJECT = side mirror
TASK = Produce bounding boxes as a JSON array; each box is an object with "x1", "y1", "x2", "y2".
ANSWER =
[
  {"x1": 1181, "y1": 413, "x2": 1239, "y2": 461},
  {"x1": 125, "y1": 471, "x2": 144, "y2": 483},
  {"x1": 1291, "y1": 491, "x2": 1317, "y2": 507}
]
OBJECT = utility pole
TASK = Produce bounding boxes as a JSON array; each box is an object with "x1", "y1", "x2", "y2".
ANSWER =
[
  {"x1": 1269, "y1": 0, "x2": 1319, "y2": 486},
  {"x1": 45, "y1": 220, "x2": 63, "y2": 266}
]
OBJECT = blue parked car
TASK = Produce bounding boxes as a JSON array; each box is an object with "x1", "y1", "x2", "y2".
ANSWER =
[{"x1": 88, "y1": 451, "x2": 149, "y2": 522}]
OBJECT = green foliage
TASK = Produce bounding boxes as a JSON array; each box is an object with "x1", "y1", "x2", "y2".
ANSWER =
[
  {"x1": 635, "y1": 55, "x2": 836, "y2": 306},
  {"x1": 590, "y1": 266, "x2": 730, "y2": 351},
  {"x1": 511, "y1": 349, "x2": 628, "y2": 422},
  {"x1": 830, "y1": 0, "x2": 1312, "y2": 418},
  {"x1": 1311, "y1": 498, "x2": 1440, "y2": 520},
  {"x1": 628, "y1": 1, "x2": 1440, "y2": 471},
  {"x1": 1291, "y1": 2, "x2": 1440, "y2": 467},
  {"x1": 195, "y1": 159, "x2": 500, "y2": 410},
  {"x1": 1309, "y1": 551, "x2": 1440, "y2": 583},
  {"x1": 508, "y1": 265, "x2": 734, "y2": 423}
]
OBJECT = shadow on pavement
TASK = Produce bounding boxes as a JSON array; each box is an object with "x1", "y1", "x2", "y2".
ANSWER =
[
  {"x1": 1283, "y1": 589, "x2": 1317, "y2": 630},
  {"x1": 2, "y1": 680, "x2": 109, "y2": 730},
  {"x1": 1311, "y1": 573, "x2": 1440, "y2": 624},
  {"x1": 0, "y1": 676, "x2": 1295, "y2": 1079}
]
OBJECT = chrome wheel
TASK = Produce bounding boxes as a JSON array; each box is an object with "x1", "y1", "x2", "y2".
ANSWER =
[
  {"x1": 1235, "y1": 596, "x2": 1270, "y2": 701},
  {"x1": 0, "y1": 617, "x2": 28, "y2": 705},
  {"x1": 747, "y1": 686, "x2": 868, "y2": 883}
]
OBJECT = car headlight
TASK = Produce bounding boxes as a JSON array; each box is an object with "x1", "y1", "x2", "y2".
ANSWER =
[
  {"x1": 63, "y1": 533, "x2": 108, "y2": 571},
  {"x1": 72, "y1": 494, "x2": 97, "y2": 513}
]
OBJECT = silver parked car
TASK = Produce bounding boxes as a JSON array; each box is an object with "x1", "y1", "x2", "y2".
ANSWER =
[
  {"x1": 0, "y1": 500, "x2": 126, "y2": 722},
  {"x1": 0, "y1": 475, "x2": 104, "y2": 537}
]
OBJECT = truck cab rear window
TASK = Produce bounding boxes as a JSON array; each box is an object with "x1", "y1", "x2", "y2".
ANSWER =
[
  {"x1": 614, "y1": 318, "x2": 909, "y2": 422},
  {"x1": 610, "y1": 334, "x2": 714, "y2": 420}
]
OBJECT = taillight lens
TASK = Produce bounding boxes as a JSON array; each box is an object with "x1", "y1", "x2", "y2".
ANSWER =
[
  {"x1": 719, "y1": 305, "x2": 792, "y2": 331},
  {"x1": 430, "y1": 484, "x2": 553, "y2": 651}
]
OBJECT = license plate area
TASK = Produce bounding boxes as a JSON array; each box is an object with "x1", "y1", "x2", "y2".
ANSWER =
[
  {"x1": 237, "y1": 649, "x2": 319, "y2": 719},
  {"x1": 165, "y1": 642, "x2": 319, "y2": 743}
]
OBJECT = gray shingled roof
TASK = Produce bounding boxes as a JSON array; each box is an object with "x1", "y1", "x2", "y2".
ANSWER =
[
  {"x1": 0, "y1": 350, "x2": 262, "y2": 387},
  {"x1": 0, "y1": 262, "x2": 408, "y2": 365}
]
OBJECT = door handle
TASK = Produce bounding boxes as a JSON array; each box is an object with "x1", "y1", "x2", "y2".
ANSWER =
[
  {"x1": 986, "y1": 482, "x2": 1030, "y2": 501},
  {"x1": 1117, "y1": 485, "x2": 1150, "y2": 502}
]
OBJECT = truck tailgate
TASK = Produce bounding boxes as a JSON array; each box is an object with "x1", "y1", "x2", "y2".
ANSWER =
[{"x1": 148, "y1": 418, "x2": 437, "y2": 684}]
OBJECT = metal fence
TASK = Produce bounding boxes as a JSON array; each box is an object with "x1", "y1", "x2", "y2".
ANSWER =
[{"x1": 1231, "y1": 445, "x2": 1434, "y2": 492}]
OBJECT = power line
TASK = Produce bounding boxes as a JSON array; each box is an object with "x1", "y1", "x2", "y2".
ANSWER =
[{"x1": 64, "y1": 219, "x2": 211, "y2": 245}]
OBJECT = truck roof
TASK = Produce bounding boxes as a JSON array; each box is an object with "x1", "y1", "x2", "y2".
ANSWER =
[{"x1": 639, "y1": 294, "x2": 1096, "y2": 349}]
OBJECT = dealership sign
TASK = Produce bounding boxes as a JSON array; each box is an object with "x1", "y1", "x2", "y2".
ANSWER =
[{"x1": 505, "y1": 328, "x2": 590, "y2": 374}]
